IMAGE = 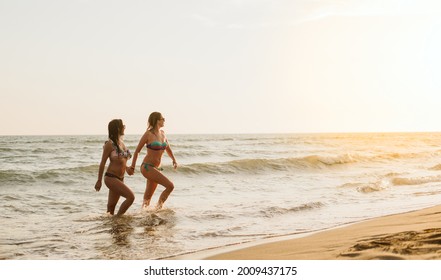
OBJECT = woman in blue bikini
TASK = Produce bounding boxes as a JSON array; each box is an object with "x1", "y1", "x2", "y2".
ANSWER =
[
  {"x1": 128, "y1": 112, "x2": 178, "y2": 210},
  {"x1": 95, "y1": 119, "x2": 135, "y2": 216}
]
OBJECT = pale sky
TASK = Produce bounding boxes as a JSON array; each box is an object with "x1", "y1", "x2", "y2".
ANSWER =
[{"x1": 1, "y1": 0, "x2": 441, "y2": 135}]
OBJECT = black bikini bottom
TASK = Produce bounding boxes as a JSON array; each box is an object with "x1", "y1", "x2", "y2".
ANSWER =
[{"x1": 105, "y1": 172, "x2": 124, "y2": 181}]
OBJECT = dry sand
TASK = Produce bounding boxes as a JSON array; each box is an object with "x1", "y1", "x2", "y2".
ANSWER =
[{"x1": 200, "y1": 205, "x2": 441, "y2": 260}]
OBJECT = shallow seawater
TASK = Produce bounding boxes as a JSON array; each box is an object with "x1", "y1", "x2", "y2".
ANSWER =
[{"x1": 2, "y1": 133, "x2": 441, "y2": 259}]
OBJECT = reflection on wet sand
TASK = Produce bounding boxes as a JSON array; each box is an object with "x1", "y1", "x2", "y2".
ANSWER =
[
  {"x1": 109, "y1": 217, "x2": 134, "y2": 246},
  {"x1": 96, "y1": 209, "x2": 180, "y2": 259}
]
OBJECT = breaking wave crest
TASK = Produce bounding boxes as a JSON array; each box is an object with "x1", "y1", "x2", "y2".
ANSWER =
[
  {"x1": 341, "y1": 174, "x2": 441, "y2": 193},
  {"x1": 177, "y1": 154, "x2": 361, "y2": 175},
  {"x1": 259, "y1": 202, "x2": 325, "y2": 218}
]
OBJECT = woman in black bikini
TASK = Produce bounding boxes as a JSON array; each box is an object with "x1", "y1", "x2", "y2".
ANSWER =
[
  {"x1": 95, "y1": 119, "x2": 135, "y2": 216},
  {"x1": 128, "y1": 112, "x2": 178, "y2": 210}
]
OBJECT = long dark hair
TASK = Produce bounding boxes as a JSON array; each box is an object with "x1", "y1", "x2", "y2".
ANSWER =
[
  {"x1": 147, "y1": 112, "x2": 163, "y2": 132},
  {"x1": 108, "y1": 119, "x2": 124, "y2": 153}
]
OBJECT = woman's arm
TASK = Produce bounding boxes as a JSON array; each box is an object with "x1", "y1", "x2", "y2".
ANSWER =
[
  {"x1": 95, "y1": 141, "x2": 112, "y2": 191},
  {"x1": 128, "y1": 131, "x2": 149, "y2": 174},
  {"x1": 165, "y1": 138, "x2": 178, "y2": 169}
]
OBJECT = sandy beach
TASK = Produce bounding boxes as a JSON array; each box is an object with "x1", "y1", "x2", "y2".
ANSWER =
[{"x1": 196, "y1": 205, "x2": 441, "y2": 260}]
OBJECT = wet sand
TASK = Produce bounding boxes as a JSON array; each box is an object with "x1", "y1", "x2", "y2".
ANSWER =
[{"x1": 176, "y1": 205, "x2": 441, "y2": 260}]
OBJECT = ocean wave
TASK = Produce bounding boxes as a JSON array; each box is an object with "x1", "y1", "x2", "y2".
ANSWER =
[
  {"x1": 187, "y1": 212, "x2": 234, "y2": 221},
  {"x1": 177, "y1": 154, "x2": 361, "y2": 175},
  {"x1": 176, "y1": 150, "x2": 217, "y2": 158},
  {"x1": 3, "y1": 195, "x2": 19, "y2": 201},
  {"x1": 391, "y1": 175, "x2": 441, "y2": 186},
  {"x1": 3, "y1": 148, "x2": 441, "y2": 186},
  {"x1": 0, "y1": 170, "x2": 35, "y2": 185},
  {"x1": 259, "y1": 202, "x2": 324, "y2": 218},
  {"x1": 340, "y1": 174, "x2": 441, "y2": 194},
  {"x1": 1, "y1": 153, "x2": 360, "y2": 185},
  {"x1": 179, "y1": 136, "x2": 237, "y2": 143},
  {"x1": 84, "y1": 139, "x2": 109, "y2": 145},
  {"x1": 429, "y1": 164, "x2": 441, "y2": 170},
  {"x1": 4, "y1": 204, "x2": 37, "y2": 214},
  {"x1": 358, "y1": 181, "x2": 391, "y2": 193},
  {"x1": 302, "y1": 154, "x2": 359, "y2": 166},
  {"x1": 0, "y1": 165, "x2": 100, "y2": 186},
  {"x1": 200, "y1": 227, "x2": 266, "y2": 238},
  {"x1": 375, "y1": 152, "x2": 424, "y2": 161},
  {"x1": 339, "y1": 176, "x2": 393, "y2": 193}
]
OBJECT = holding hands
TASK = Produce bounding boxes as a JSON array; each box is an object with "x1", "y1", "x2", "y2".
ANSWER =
[{"x1": 126, "y1": 166, "x2": 135, "y2": 176}]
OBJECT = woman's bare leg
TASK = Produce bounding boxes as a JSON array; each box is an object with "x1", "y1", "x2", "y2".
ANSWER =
[
  {"x1": 143, "y1": 180, "x2": 158, "y2": 208},
  {"x1": 104, "y1": 177, "x2": 135, "y2": 216},
  {"x1": 141, "y1": 167, "x2": 174, "y2": 210},
  {"x1": 107, "y1": 189, "x2": 120, "y2": 215}
]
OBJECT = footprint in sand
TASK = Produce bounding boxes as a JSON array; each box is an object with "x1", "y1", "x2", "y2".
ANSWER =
[{"x1": 340, "y1": 228, "x2": 441, "y2": 260}]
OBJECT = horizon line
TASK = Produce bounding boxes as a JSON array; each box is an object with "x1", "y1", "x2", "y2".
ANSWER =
[{"x1": 1, "y1": 131, "x2": 441, "y2": 137}]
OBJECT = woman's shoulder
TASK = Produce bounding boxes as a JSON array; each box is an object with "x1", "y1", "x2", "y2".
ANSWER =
[
  {"x1": 105, "y1": 139, "x2": 116, "y2": 145},
  {"x1": 144, "y1": 130, "x2": 153, "y2": 138},
  {"x1": 140, "y1": 130, "x2": 152, "y2": 142},
  {"x1": 103, "y1": 140, "x2": 115, "y2": 151}
]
